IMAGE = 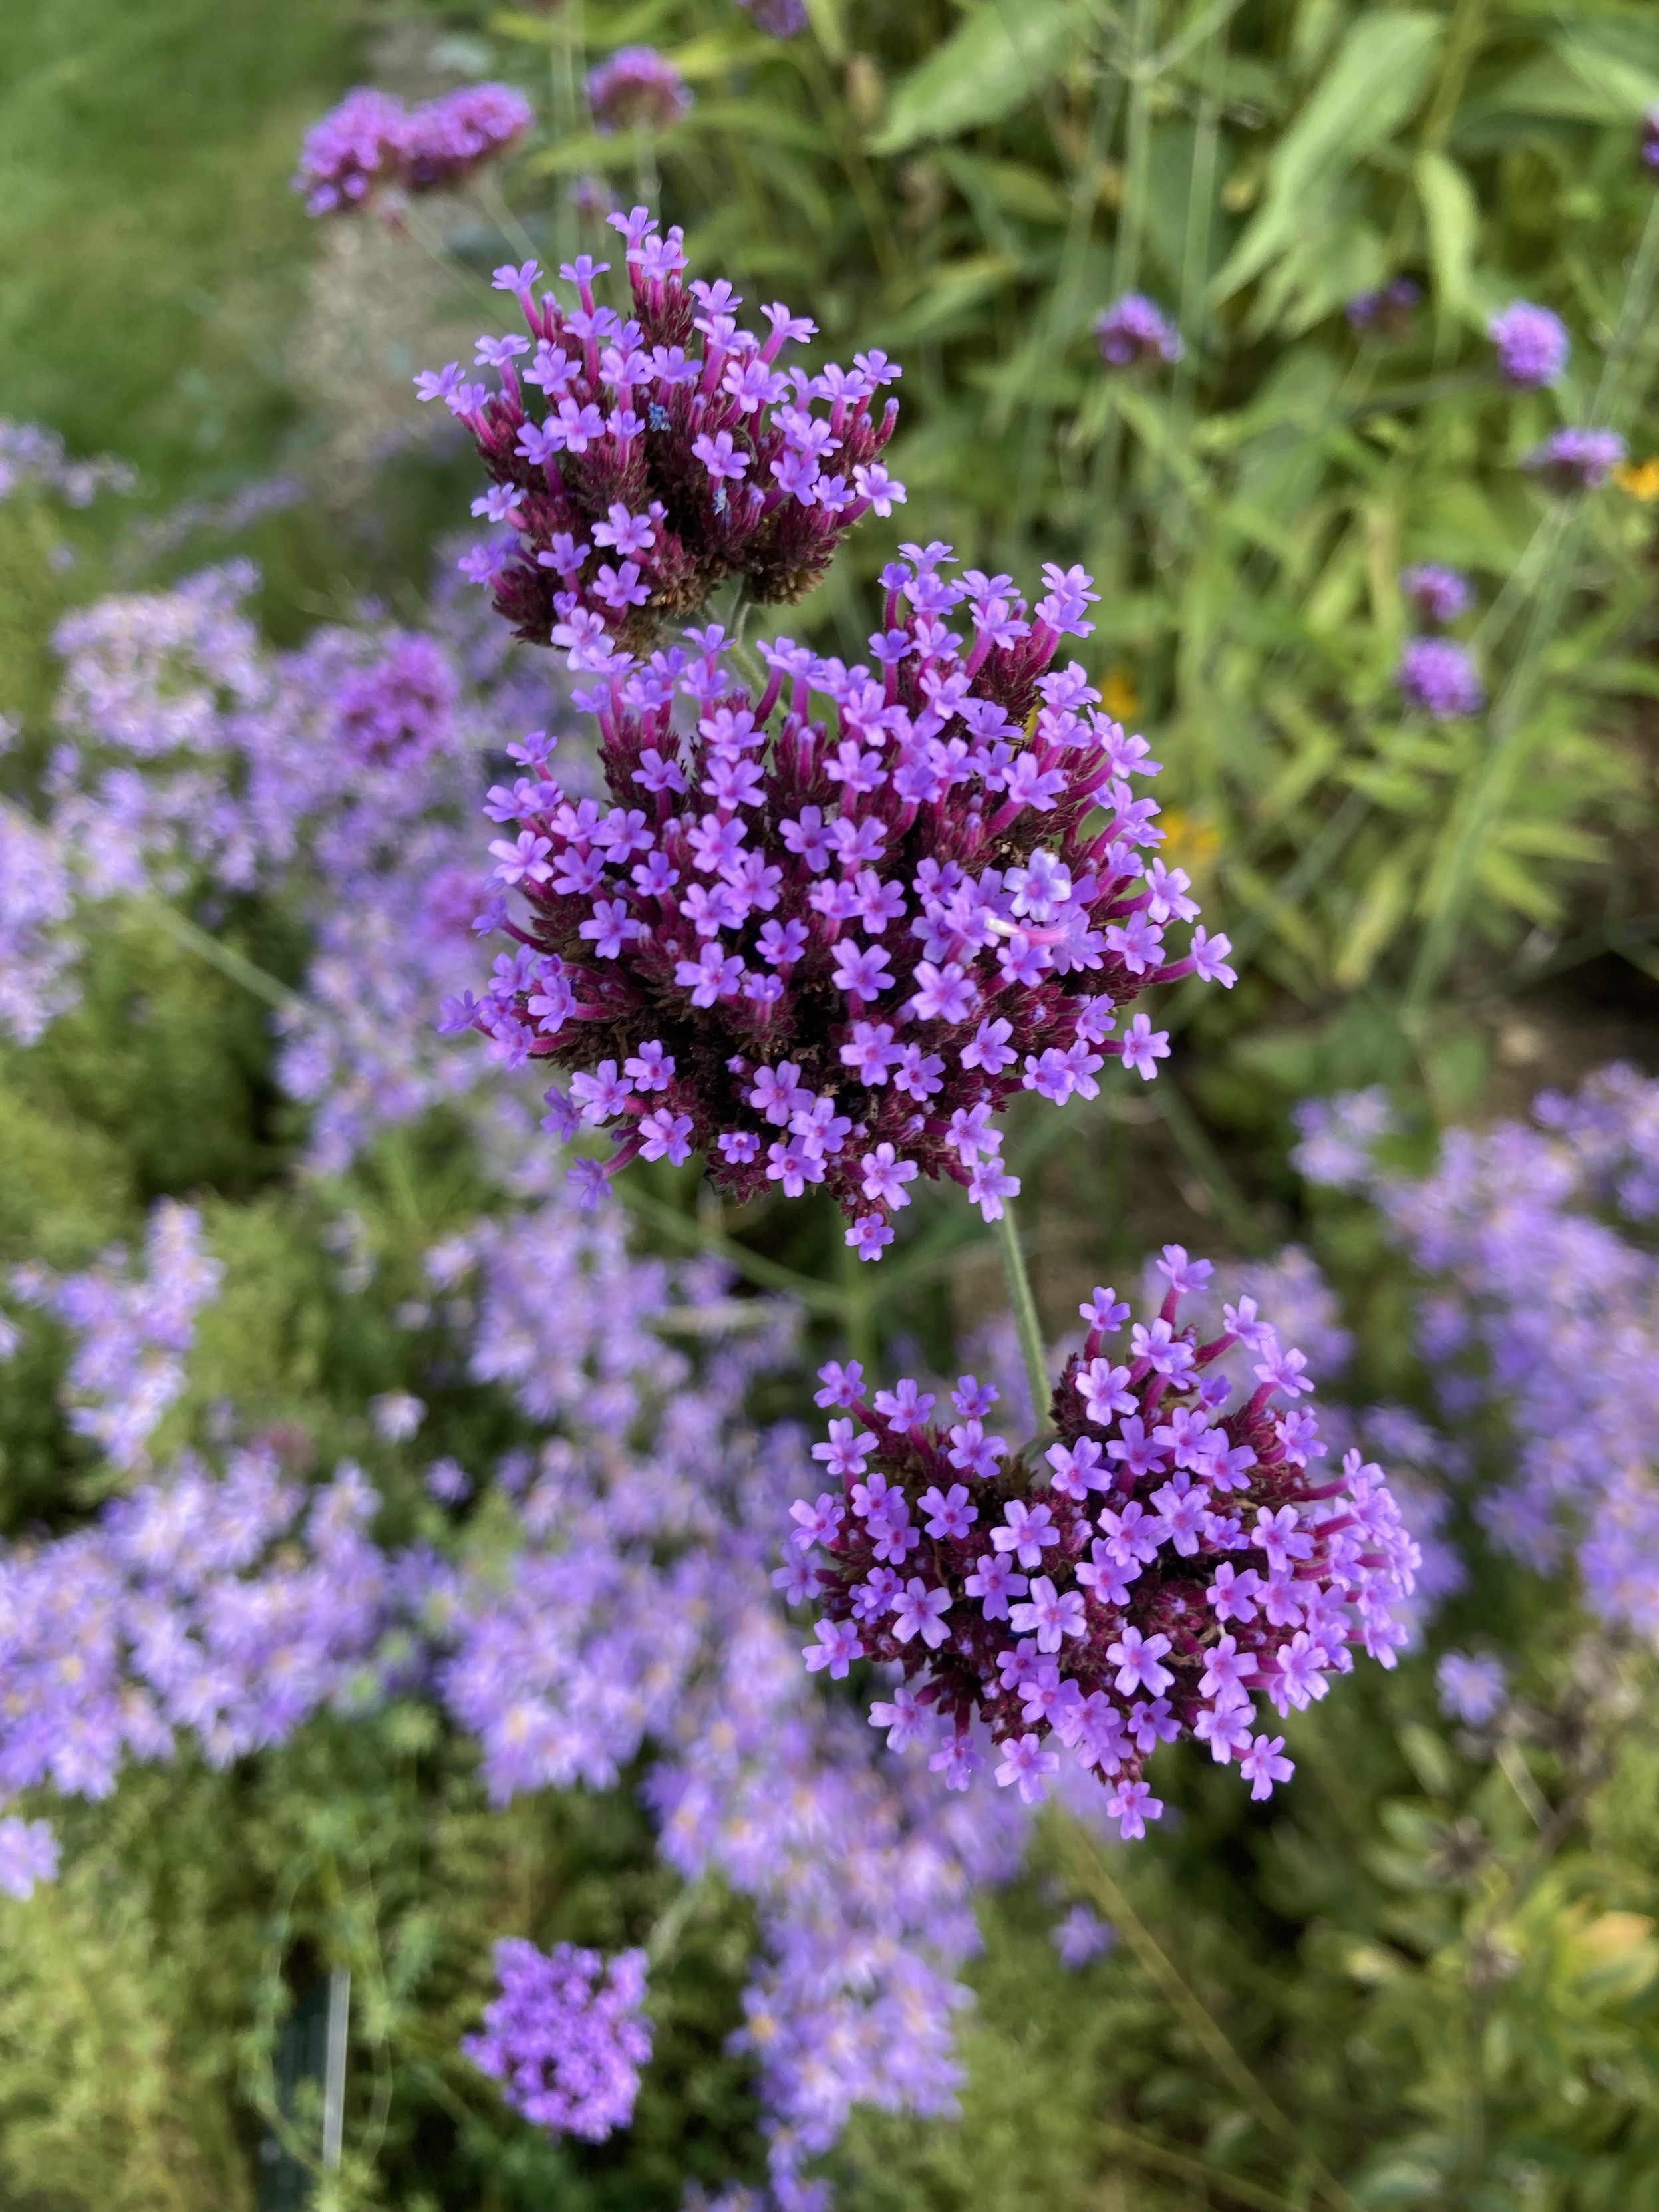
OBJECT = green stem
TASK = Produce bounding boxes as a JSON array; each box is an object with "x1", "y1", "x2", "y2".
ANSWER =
[
  {"x1": 145, "y1": 901, "x2": 297, "y2": 1009},
  {"x1": 994, "y1": 1196, "x2": 1050, "y2": 1429}
]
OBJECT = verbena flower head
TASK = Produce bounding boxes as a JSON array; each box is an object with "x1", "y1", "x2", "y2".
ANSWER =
[
  {"x1": 789, "y1": 1251, "x2": 1418, "y2": 1835},
  {"x1": 455, "y1": 546, "x2": 1236, "y2": 1252},
  {"x1": 1400, "y1": 563, "x2": 1471, "y2": 625},
  {"x1": 1522, "y1": 426, "x2": 1626, "y2": 494},
  {"x1": 1396, "y1": 636, "x2": 1483, "y2": 721},
  {"x1": 735, "y1": 0, "x2": 809, "y2": 33},
  {"x1": 463, "y1": 1939, "x2": 652, "y2": 2141},
  {"x1": 421, "y1": 208, "x2": 904, "y2": 649},
  {"x1": 398, "y1": 84, "x2": 534, "y2": 192},
  {"x1": 1437, "y1": 1649, "x2": 1506, "y2": 1726},
  {"x1": 1346, "y1": 277, "x2": 1420, "y2": 337},
  {"x1": 587, "y1": 49, "x2": 692, "y2": 134},
  {"x1": 0, "y1": 418, "x2": 134, "y2": 508},
  {"x1": 293, "y1": 84, "x2": 531, "y2": 214},
  {"x1": 1488, "y1": 300, "x2": 1569, "y2": 389},
  {"x1": 1094, "y1": 294, "x2": 1183, "y2": 369}
]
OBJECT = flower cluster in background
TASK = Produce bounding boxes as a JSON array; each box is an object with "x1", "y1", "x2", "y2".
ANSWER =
[
  {"x1": 292, "y1": 82, "x2": 533, "y2": 214},
  {"x1": 463, "y1": 1940, "x2": 653, "y2": 2141}
]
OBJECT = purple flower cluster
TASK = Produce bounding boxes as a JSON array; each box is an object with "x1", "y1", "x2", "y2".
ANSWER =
[
  {"x1": 587, "y1": 48, "x2": 693, "y2": 134},
  {"x1": 1298, "y1": 1066, "x2": 1659, "y2": 1634},
  {"x1": 0, "y1": 1817, "x2": 59, "y2": 1901},
  {"x1": 1050, "y1": 1903, "x2": 1114, "y2": 1967},
  {"x1": 11, "y1": 1201, "x2": 222, "y2": 1473},
  {"x1": 463, "y1": 1939, "x2": 652, "y2": 2141},
  {"x1": 293, "y1": 83, "x2": 533, "y2": 214},
  {"x1": 789, "y1": 1250, "x2": 1418, "y2": 1834},
  {"x1": 1437, "y1": 1650, "x2": 1506, "y2": 1726},
  {"x1": 1488, "y1": 301, "x2": 1569, "y2": 389},
  {"x1": 0, "y1": 798, "x2": 76, "y2": 1045},
  {"x1": 1400, "y1": 564, "x2": 1471, "y2": 625},
  {"x1": 1094, "y1": 294, "x2": 1183, "y2": 369},
  {"x1": 422, "y1": 208, "x2": 904, "y2": 649},
  {"x1": 454, "y1": 542, "x2": 1233, "y2": 1251},
  {"x1": 0, "y1": 418, "x2": 134, "y2": 508},
  {"x1": 1346, "y1": 278, "x2": 1420, "y2": 338},
  {"x1": 1396, "y1": 636, "x2": 1483, "y2": 721},
  {"x1": 1521, "y1": 427, "x2": 1627, "y2": 494}
]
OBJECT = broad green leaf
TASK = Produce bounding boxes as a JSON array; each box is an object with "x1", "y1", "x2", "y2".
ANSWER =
[
  {"x1": 1213, "y1": 12, "x2": 1443, "y2": 302},
  {"x1": 1416, "y1": 150, "x2": 1478, "y2": 321},
  {"x1": 869, "y1": 0, "x2": 1082, "y2": 156}
]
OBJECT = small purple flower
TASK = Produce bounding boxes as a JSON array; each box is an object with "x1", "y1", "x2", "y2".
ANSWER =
[
  {"x1": 1050, "y1": 1903, "x2": 1116, "y2": 1969},
  {"x1": 1437, "y1": 1649, "x2": 1507, "y2": 1726},
  {"x1": 1400, "y1": 565, "x2": 1471, "y2": 626},
  {"x1": 1396, "y1": 637, "x2": 1483, "y2": 721},
  {"x1": 587, "y1": 49, "x2": 693, "y2": 134},
  {"x1": 0, "y1": 1816, "x2": 58, "y2": 1901},
  {"x1": 1489, "y1": 301, "x2": 1569, "y2": 389},
  {"x1": 291, "y1": 87, "x2": 406, "y2": 214},
  {"x1": 1094, "y1": 293, "x2": 1183, "y2": 369},
  {"x1": 1521, "y1": 427, "x2": 1627, "y2": 495}
]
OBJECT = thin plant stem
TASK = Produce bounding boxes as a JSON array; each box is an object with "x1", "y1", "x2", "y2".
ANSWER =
[
  {"x1": 994, "y1": 1196, "x2": 1051, "y2": 1427},
  {"x1": 1054, "y1": 1817, "x2": 1366, "y2": 2212},
  {"x1": 145, "y1": 901, "x2": 297, "y2": 1009}
]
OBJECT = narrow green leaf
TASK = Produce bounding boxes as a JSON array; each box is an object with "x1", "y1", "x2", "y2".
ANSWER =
[
  {"x1": 1415, "y1": 150, "x2": 1478, "y2": 322},
  {"x1": 1212, "y1": 13, "x2": 1442, "y2": 302},
  {"x1": 869, "y1": 0, "x2": 1082, "y2": 156}
]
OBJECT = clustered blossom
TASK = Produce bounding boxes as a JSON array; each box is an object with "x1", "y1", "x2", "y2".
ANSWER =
[
  {"x1": 292, "y1": 82, "x2": 532, "y2": 214},
  {"x1": 1094, "y1": 294, "x2": 1183, "y2": 369},
  {"x1": 11, "y1": 1202, "x2": 222, "y2": 1473},
  {"x1": 421, "y1": 208, "x2": 904, "y2": 648},
  {"x1": 0, "y1": 417, "x2": 134, "y2": 508},
  {"x1": 1346, "y1": 278, "x2": 1420, "y2": 338},
  {"x1": 1522, "y1": 427, "x2": 1627, "y2": 495},
  {"x1": 1400, "y1": 564, "x2": 1471, "y2": 626},
  {"x1": 454, "y1": 540, "x2": 1234, "y2": 1253},
  {"x1": 1488, "y1": 301, "x2": 1569, "y2": 389},
  {"x1": 587, "y1": 47, "x2": 693, "y2": 134},
  {"x1": 789, "y1": 1249, "x2": 1418, "y2": 1833},
  {"x1": 0, "y1": 1817, "x2": 59, "y2": 1901},
  {"x1": 463, "y1": 1939, "x2": 652, "y2": 2141},
  {"x1": 1396, "y1": 636, "x2": 1483, "y2": 720},
  {"x1": 1297, "y1": 1066, "x2": 1659, "y2": 1635},
  {"x1": 1437, "y1": 1650, "x2": 1507, "y2": 1726}
]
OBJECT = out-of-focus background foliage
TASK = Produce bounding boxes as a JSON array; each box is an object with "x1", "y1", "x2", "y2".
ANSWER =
[{"x1": 6, "y1": 0, "x2": 1659, "y2": 2206}]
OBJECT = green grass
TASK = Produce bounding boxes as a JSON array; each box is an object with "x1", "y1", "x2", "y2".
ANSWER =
[{"x1": 0, "y1": 0, "x2": 361, "y2": 504}]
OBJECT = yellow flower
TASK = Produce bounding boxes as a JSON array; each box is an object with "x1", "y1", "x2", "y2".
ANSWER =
[
  {"x1": 1614, "y1": 457, "x2": 1659, "y2": 500},
  {"x1": 1100, "y1": 663, "x2": 1139, "y2": 720}
]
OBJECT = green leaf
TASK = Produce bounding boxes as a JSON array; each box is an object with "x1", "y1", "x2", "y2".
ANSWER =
[
  {"x1": 1213, "y1": 12, "x2": 1443, "y2": 302},
  {"x1": 869, "y1": 0, "x2": 1082, "y2": 156},
  {"x1": 1416, "y1": 150, "x2": 1478, "y2": 322}
]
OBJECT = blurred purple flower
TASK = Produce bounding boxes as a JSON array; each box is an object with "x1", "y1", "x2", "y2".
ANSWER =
[
  {"x1": 1437, "y1": 1649, "x2": 1506, "y2": 1726},
  {"x1": 1396, "y1": 637, "x2": 1483, "y2": 720},
  {"x1": 587, "y1": 49, "x2": 692, "y2": 134},
  {"x1": 464, "y1": 1939, "x2": 652, "y2": 2140},
  {"x1": 1400, "y1": 565, "x2": 1471, "y2": 625},
  {"x1": 1050, "y1": 1903, "x2": 1114, "y2": 1967},
  {"x1": 1346, "y1": 278, "x2": 1420, "y2": 339},
  {"x1": 1521, "y1": 427, "x2": 1626, "y2": 494},
  {"x1": 1094, "y1": 294, "x2": 1183, "y2": 369},
  {"x1": 1488, "y1": 301, "x2": 1569, "y2": 389},
  {"x1": 293, "y1": 84, "x2": 531, "y2": 215}
]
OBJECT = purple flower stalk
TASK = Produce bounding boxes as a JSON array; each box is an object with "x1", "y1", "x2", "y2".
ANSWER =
[
  {"x1": 463, "y1": 1939, "x2": 652, "y2": 2141},
  {"x1": 1437, "y1": 1649, "x2": 1506, "y2": 1726},
  {"x1": 1094, "y1": 294, "x2": 1183, "y2": 369},
  {"x1": 587, "y1": 49, "x2": 692, "y2": 134},
  {"x1": 1400, "y1": 564, "x2": 1471, "y2": 626},
  {"x1": 1488, "y1": 301, "x2": 1569, "y2": 389},
  {"x1": 422, "y1": 207, "x2": 904, "y2": 648},
  {"x1": 790, "y1": 1250, "x2": 1418, "y2": 1834},
  {"x1": 454, "y1": 544, "x2": 1236, "y2": 1251},
  {"x1": 1346, "y1": 278, "x2": 1420, "y2": 338},
  {"x1": 1396, "y1": 637, "x2": 1483, "y2": 721},
  {"x1": 293, "y1": 84, "x2": 531, "y2": 215},
  {"x1": 1521, "y1": 427, "x2": 1626, "y2": 495}
]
